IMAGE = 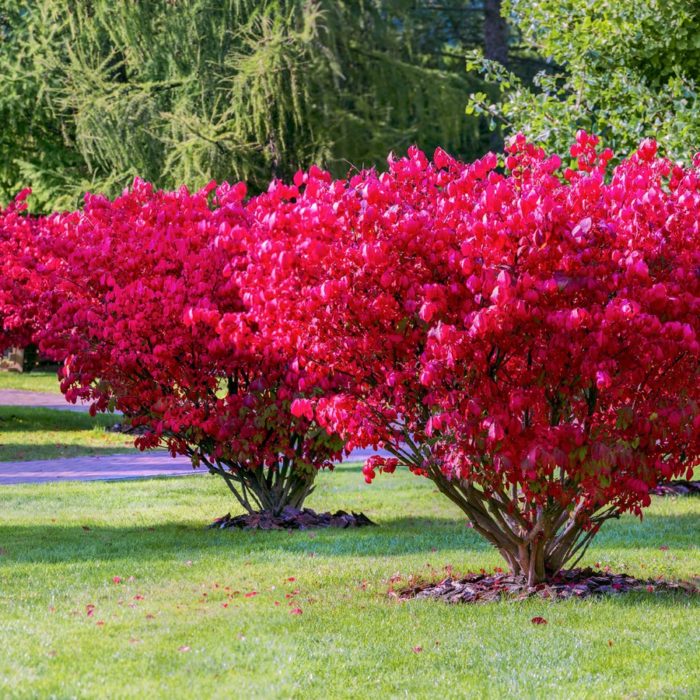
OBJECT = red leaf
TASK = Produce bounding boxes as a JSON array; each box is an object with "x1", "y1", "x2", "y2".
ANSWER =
[
  {"x1": 290, "y1": 608, "x2": 303, "y2": 615},
  {"x1": 112, "y1": 576, "x2": 122, "y2": 584},
  {"x1": 412, "y1": 646, "x2": 423, "y2": 653},
  {"x1": 531, "y1": 616, "x2": 548, "y2": 625},
  {"x1": 244, "y1": 591, "x2": 258, "y2": 598}
]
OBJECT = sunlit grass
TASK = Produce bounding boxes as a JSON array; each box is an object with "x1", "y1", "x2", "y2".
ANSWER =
[
  {"x1": 0, "y1": 465, "x2": 697, "y2": 699},
  {"x1": 0, "y1": 370, "x2": 61, "y2": 394},
  {"x1": 0, "y1": 407, "x2": 135, "y2": 461}
]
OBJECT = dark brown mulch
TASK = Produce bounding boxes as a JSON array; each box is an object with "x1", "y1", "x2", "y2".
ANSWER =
[
  {"x1": 208, "y1": 506, "x2": 376, "y2": 531},
  {"x1": 105, "y1": 422, "x2": 151, "y2": 435},
  {"x1": 397, "y1": 567, "x2": 699, "y2": 604},
  {"x1": 651, "y1": 480, "x2": 700, "y2": 496}
]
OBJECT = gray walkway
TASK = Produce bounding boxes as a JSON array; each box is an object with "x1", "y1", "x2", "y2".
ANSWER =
[
  {"x1": 0, "y1": 389, "x2": 92, "y2": 412},
  {"x1": 0, "y1": 389, "x2": 389, "y2": 484},
  {"x1": 0, "y1": 453, "x2": 197, "y2": 485},
  {"x1": 0, "y1": 448, "x2": 388, "y2": 485}
]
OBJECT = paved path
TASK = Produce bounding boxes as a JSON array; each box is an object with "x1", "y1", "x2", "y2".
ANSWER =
[
  {"x1": 0, "y1": 448, "x2": 389, "y2": 485},
  {"x1": 0, "y1": 389, "x2": 389, "y2": 484},
  {"x1": 0, "y1": 453, "x2": 197, "y2": 485},
  {"x1": 0, "y1": 389, "x2": 92, "y2": 412}
]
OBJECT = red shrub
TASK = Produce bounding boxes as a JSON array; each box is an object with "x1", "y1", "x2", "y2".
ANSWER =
[
  {"x1": 228, "y1": 133, "x2": 700, "y2": 583},
  {"x1": 37, "y1": 179, "x2": 343, "y2": 515},
  {"x1": 0, "y1": 190, "x2": 64, "y2": 354}
]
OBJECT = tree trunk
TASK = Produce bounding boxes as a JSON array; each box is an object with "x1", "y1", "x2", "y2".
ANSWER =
[
  {"x1": 483, "y1": 0, "x2": 509, "y2": 67},
  {"x1": 385, "y1": 439, "x2": 617, "y2": 586},
  {"x1": 483, "y1": 0, "x2": 509, "y2": 152},
  {"x1": 196, "y1": 451, "x2": 316, "y2": 516}
]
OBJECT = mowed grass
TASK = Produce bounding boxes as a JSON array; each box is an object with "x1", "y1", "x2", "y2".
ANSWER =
[
  {"x1": 0, "y1": 407, "x2": 136, "y2": 461},
  {"x1": 0, "y1": 466, "x2": 697, "y2": 699},
  {"x1": 0, "y1": 370, "x2": 61, "y2": 394}
]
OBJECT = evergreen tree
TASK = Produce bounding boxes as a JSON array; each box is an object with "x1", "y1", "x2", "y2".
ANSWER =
[{"x1": 1, "y1": 1, "x2": 490, "y2": 211}]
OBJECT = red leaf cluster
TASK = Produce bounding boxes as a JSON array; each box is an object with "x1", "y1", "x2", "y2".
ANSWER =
[
  {"x1": 229, "y1": 132, "x2": 700, "y2": 533},
  {"x1": 3, "y1": 133, "x2": 698, "y2": 574}
]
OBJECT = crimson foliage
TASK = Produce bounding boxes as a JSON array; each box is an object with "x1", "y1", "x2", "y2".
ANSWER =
[
  {"x1": 0, "y1": 189, "x2": 64, "y2": 354},
  {"x1": 227, "y1": 133, "x2": 700, "y2": 583},
  {"x1": 34, "y1": 180, "x2": 343, "y2": 515},
  {"x1": 4, "y1": 134, "x2": 699, "y2": 582}
]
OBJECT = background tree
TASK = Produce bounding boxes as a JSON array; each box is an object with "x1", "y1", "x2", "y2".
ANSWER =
[
  {"x1": 0, "y1": 0, "x2": 477, "y2": 211},
  {"x1": 1, "y1": 1, "x2": 544, "y2": 212},
  {"x1": 468, "y1": 0, "x2": 700, "y2": 160}
]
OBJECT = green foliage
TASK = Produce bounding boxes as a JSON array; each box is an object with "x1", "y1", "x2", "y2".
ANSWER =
[
  {"x1": 467, "y1": 0, "x2": 700, "y2": 160},
  {"x1": 0, "y1": 1, "x2": 485, "y2": 211}
]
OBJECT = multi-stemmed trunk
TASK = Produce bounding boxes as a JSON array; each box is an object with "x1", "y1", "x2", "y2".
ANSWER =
[
  {"x1": 195, "y1": 451, "x2": 316, "y2": 517},
  {"x1": 387, "y1": 437, "x2": 619, "y2": 586}
]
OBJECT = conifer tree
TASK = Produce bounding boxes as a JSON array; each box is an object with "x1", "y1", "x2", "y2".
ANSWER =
[{"x1": 1, "y1": 1, "x2": 487, "y2": 210}]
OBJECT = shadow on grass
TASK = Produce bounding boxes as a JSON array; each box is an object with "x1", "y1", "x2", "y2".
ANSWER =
[
  {"x1": 0, "y1": 517, "x2": 485, "y2": 565},
  {"x1": 0, "y1": 511, "x2": 697, "y2": 567}
]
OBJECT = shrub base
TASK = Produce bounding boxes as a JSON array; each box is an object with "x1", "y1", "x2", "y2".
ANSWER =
[
  {"x1": 398, "y1": 567, "x2": 698, "y2": 603},
  {"x1": 651, "y1": 480, "x2": 700, "y2": 496},
  {"x1": 208, "y1": 506, "x2": 376, "y2": 530}
]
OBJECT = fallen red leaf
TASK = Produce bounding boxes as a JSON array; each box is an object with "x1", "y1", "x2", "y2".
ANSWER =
[
  {"x1": 290, "y1": 608, "x2": 303, "y2": 615},
  {"x1": 112, "y1": 576, "x2": 122, "y2": 584},
  {"x1": 412, "y1": 646, "x2": 423, "y2": 653},
  {"x1": 531, "y1": 616, "x2": 547, "y2": 625},
  {"x1": 244, "y1": 591, "x2": 258, "y2": 598},
  {"x1": 287, "y1": 577, "x2": 296, "y2": 582}
]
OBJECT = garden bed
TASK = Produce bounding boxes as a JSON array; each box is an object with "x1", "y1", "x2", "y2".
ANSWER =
[
  {"x1": 208, "y1": 506, "x2": 376, "y2": 530},
  {"x1": 398, "y1": 567, "x2": 699, "y2": 604}
]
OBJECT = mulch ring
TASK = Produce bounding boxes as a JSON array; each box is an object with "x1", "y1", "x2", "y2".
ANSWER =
[
  {"x1": 397, "y1": 567, "x2": 699, "y2": 604},
  {"x1": 651, "y1": 480, "x2": 700, "y2": 496},
  {"x1": 104, "y1": 422, "x2": 152, "y2": 435},
  {"x1": 208, "y1": 506, "x2": 376, "y2": 531}
]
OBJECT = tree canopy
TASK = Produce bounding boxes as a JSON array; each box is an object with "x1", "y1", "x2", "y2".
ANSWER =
[
  {"x1": 468, "y1": 0, "x2": 700, "y2": 160},
  {"x1": 1, "y1": 0, "x2": 494, "y2": 211}
]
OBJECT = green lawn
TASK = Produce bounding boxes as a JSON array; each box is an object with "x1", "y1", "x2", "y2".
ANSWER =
[
  {"x1": 0, "y1": 466, "x2": 697, "y2": 699},
  {"x1": 0, "y1": 370, "x2": 61, "y2": 393},
  {"x1": 0, "y1": 407, "x2": 136, "y2": 461}
]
